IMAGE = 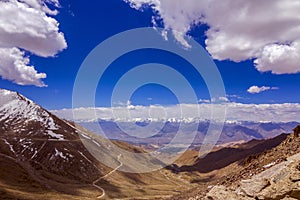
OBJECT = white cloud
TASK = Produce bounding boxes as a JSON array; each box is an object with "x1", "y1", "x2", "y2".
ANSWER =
[
  {"x1": 217, "y1": 96, "x2": 229, "y2": 102},
  {"x1": 209, "y1": 96, "x2": 229, "y2": 103},
  {"x1": 125, "y1": 0, "x2": 203, "y2": 48},
  {"x1": 52, "y1": 103, "x2": 300, "y2": 123},
  {"x1": 247, "y1": 86, "x2": 278, "y2": 94},
  {"x1": 0, "y1": 48, "x2": 47, "y2": 86},
  {"x1": 0, "y1": 0, "x2": 67, "y2": 86},
  {"x1": 254, "y1": 41, "x2": 300, "y2": 74},
  {"x1": 198, "y1": 99, "x2": 210, "y2": 103},
  {"x1": 124, "y1": 0, "x2": 300, "y2": 74}
]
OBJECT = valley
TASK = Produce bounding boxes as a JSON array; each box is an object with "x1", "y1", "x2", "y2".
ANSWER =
[{"x1": 0, "y1": 88, "x2": 299, "y2": 200}]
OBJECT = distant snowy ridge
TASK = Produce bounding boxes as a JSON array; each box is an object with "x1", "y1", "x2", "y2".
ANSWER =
[{"x1": 52, "y1": 103, "x2": 300, "y2": 123}]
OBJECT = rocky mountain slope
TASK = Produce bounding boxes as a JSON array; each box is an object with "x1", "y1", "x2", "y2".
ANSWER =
[
  {"x1": 170, "y1": 132, "x2": 300, "y2": 200},
  {"x1": 204, "y1": 152, "x2": 300, "y2": 200},
  {"x1": 177, "y1": 133, "x2": 289, "y2": 173}
]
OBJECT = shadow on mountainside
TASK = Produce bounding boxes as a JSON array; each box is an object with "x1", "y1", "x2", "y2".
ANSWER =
[{"x1": 178, "y1": 133, "x2": 288, "y2": 173}]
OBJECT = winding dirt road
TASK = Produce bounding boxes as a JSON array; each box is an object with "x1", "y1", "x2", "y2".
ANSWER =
[
  {"x1": 93, "y1": 154, "x2": 123, "y2": 199},
  {"x1": 64, "y1": 120, "x2": 123, "y2": 199}
]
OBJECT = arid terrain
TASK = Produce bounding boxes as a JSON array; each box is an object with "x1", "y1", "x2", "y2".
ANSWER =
[
  {"x1": 169, "y1": 132, "x2": 300, "y2": 200},
  {"x1": 0, "y1": 89, "x2": 192, "y2": 199},
  {"x1": 0, "y1": 88, "x2": 299, "y2": 200}
]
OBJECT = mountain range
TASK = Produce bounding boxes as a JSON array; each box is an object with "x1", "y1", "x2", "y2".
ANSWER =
[
  {"x1": 0, "y1": 88, "x2": 299, "y2": 199},
  {"x1": 51, "y1": 107, "x2": 298, "y2": 147},
  {"x1": 74, "y1": 120, "x2": 298, "y2": 149}
]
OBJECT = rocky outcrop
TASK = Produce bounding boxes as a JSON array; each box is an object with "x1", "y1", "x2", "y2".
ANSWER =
[
  {"x1": 203, "y1": 153, "x2": 300, "y2": 200},
  {"x1": 293, "y1": 125, "x2": 300, "y2": 138}
]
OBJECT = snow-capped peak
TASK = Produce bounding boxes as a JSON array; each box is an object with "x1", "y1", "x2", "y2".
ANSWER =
[
  {"x1": 0, "y1": 89, "x2": 20, "y2": 106},
  {"x1": 0, "y1": 88, "x2": 59, "y2": 133}
]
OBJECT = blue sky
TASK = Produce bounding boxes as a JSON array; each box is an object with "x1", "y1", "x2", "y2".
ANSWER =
[{"x1": 1, "y1": 0, "x2": 300, "y2": 110}]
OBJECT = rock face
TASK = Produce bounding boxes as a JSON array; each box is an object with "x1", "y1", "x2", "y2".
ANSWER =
[
  {"x1": 294, "y1": 125, "x2": 300, "y2": 138},
  {"x1": 204, "y1": 153, "x2": 300, "y2": 200}
]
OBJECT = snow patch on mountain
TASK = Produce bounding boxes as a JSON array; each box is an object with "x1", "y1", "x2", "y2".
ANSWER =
[
  {"x1": 3, "y1": 139, "x2": 15, "y2": 153},
  {"x1": 55, "y1": 148, "x2": 67, "y2": 160},
  {"x1": 47, "y1": 131, "x2": 64, "y2": 140}
]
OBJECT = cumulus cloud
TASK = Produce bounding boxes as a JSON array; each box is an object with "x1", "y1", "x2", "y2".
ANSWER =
[
  {"x1": 247, "y1": 86, "x2": 278, "y2": 94},
  {"x1": 0, "y1": 0, "x2": 67, "y2": 86},
  {"x1": 52, "y1": 103, "x2": 300, "y2": 123},
  {"x1": 0, "y1": 48, "x2": 47, "y2": 86},
  {"x1": 125, "y1": 0, "x2": 203, "y2": 48},
  {"x1": 124, "y1": 0, "x2": 300, "y2": 74},
  {"x1": 254, "y1": 41, "x2": 300, "y2": 74}
]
